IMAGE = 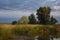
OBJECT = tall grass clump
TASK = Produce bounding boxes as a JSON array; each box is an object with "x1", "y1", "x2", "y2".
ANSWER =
[
  {"x1": 0, "y1": 26, "x2": 13, "y2": 40},
  {"x1": 0, "y1": 24, "x2": 60, "y2": 40}
]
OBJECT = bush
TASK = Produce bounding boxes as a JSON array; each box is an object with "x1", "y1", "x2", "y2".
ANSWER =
[
  {"x1": 12, "y1": 21, "x2": 17, "y2": 25},
  {"x1": 17, "y1": 16, "x2": 29, "y2": 24}
]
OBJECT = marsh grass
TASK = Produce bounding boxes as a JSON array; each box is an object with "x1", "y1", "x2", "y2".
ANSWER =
[{"x1": 0, "y1": 24, "x2": 60, "y2": 40}]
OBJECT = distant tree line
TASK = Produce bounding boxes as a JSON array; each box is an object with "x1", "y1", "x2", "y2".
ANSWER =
[{"x1": 12, "y1": 7, "x2": 58, "y2": 25}]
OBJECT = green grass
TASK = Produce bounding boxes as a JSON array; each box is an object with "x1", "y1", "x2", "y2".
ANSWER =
[{"x1": 0, "y1": 24, "x2": 60, "y2": 40}]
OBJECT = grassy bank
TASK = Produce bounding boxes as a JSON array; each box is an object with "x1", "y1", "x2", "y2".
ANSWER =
[{"x1": 0, "y1": 24, "x2": 60, "y2": 40}]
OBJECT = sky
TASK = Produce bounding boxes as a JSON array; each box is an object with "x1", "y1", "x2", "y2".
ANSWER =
[{"x1": 0, "y1": 0, "x2": 60, "y2": 23}]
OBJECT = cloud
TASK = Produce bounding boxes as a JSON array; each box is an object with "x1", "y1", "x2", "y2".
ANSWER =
[
  {"x1": 46, "y1": 0, "x2": 56, "y2": 1},
  {"x1": 53, "y1": 6, "x2": 60, "y2": 10},
  {"x1": 0, "y1": 10, "x2": 36, "y2": 18},
  {"x1": 0, "y1": 0, "x2": 60, "y2": 17},
  {"x1": 51, "y1": 11, "x2": 60, "y2": 24},
  {"x1": 51, "y1": 5, "x2": 60, "y2": 12},
  {"x1": 0, "y1": 0, "x2": 60, "y2": 23},
  {"x1": 51, "y1": 11, "x2": 60, "y2": 17},
  {"x1": 0, "y1": 0, "x2": 58, "y2": 10}
]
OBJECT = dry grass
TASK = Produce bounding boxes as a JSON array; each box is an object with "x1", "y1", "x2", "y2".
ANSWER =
[{"x1": 0, "y1": 24, "x2": 60, "y2": 40}]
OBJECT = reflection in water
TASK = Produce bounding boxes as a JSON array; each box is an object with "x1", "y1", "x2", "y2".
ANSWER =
[
  {"x1": 54, "y1": 38, "x2": 60, "y2": 40},
  {"x1": 34, "y1": 36, "x2": 60, "y2": 40},
  {"x1": 50, "y1": 38, "x2": 60, "y2": 40}
]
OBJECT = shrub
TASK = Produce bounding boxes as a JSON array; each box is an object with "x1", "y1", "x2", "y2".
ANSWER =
[{"x1": 12, "y1": 21, "x2": 17, "y2": 25}]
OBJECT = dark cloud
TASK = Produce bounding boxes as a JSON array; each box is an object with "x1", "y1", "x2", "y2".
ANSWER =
[
  {"x1": 0, "y1": 0, "x2": 59, "y2": 10},
  {"x1": 0, "y1": 0, "x2": 60, "y2": 23}
]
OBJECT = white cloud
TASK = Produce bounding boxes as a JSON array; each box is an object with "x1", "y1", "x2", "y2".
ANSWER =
[
  {"x1": 52, "y1": 6, "x2": 60, "y2": 10},
  {"x1": 0, "y1": 10, "x2": 36, "y2": 18},
  {"x1": 0, "y1": 10, "x2": 60, "y2": 18},
  {"x1": 51, "y1": 11, "x2": 60, "y2": 17},
  {"x1": 46, "y1": 0, "x2": 56, "y2": 1}
]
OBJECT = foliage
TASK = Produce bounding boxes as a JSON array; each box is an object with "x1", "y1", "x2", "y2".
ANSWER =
[
  {"x1": 0, "y1": 24, "x2": 60, "y2": 40},
  {"x1": 28, "y1": 13, "x2": 37, "y2": 24},
  {"x1": 36, "y1": 7, "x2": 51, "y2": 24},
  {"x1": 11, "y1": 6, "x2": 58, "y2": 25},
  {"x1": 50, "y1": 16, "x2": 57, "y2": 24},
  {"x1": 12, "y1": 25, "x2": 38, "y2": 37},
  {"x1": 18, "y1": 16, "x2": 29, "y2": 24},
  {"x1": 12, "y1": 25, "x2": 50, "y2": 38},
  {"x1": 12, "y1": 25, "x2": 60, "y2": 38},
  {"x1": 12, "y1": 21, "x2": 17, "y2": 25},
  {"x1": 12, "y1": 26, "x2": 29, "y2": 36}
]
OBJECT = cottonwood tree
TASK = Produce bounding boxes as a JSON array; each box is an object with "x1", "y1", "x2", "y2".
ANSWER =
[
  {"x1": 50, "y1": 16, "x2": 57, "y2": 24},
  {"x1": 36, "y1": 7, "x2": 58, "y2": 24},
  {"x1": 36, "y1": 7, "x2": 51, "y2": 24},
  {"x1": 18, "y1": 16, "x2": 29, "y2": 24},
  {"x1": 28, "y1": 13, "x2": 36, "y2": 24}
]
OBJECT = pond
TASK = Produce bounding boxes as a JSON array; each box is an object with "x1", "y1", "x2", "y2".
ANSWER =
[
  {"x1": 53, "y1": 38, "x2": 60, "y2": 40},
  {"x1": 34, "y1": 38, "x2": 60, "y2": 40},
  {"x1": 34, "y1": 36, "x2": 60, "y2": 40}
]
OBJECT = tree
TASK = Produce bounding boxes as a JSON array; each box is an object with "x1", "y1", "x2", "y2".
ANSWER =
[
  {"x1": 50, "y1": 16, "x2": 57, "y2": 24},
  {"x1": 36, "y1": 7, "x2": 51, "y2": 24},
  {"x1": 28, "y1": 13, "x2": 36, "y2": 24},
  {"x1": 12, "y1": 21, "x2": 17, "y2": 25},
  {"x1": 18, "y1": 16, "x2": 29, "y2": 24}
]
